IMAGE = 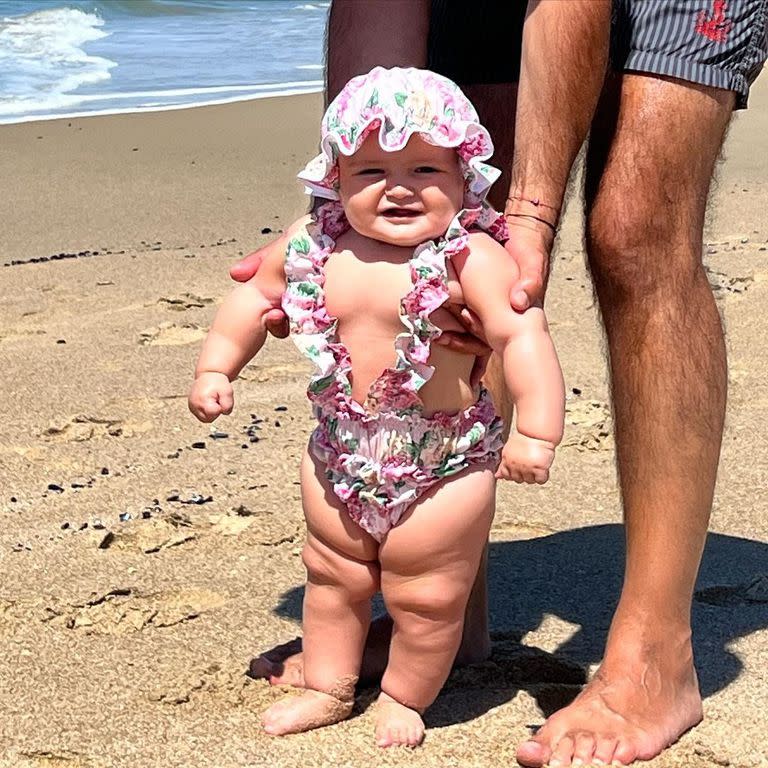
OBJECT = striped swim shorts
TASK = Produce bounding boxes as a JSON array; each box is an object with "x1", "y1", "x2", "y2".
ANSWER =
[{"x1": 428, "y1": 0, "x2": 768, "y2": 109}]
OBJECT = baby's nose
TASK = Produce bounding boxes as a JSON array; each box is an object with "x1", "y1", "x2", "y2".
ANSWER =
[{"x1": 385, "y1": 179, "x2": 413, "y2": 198}]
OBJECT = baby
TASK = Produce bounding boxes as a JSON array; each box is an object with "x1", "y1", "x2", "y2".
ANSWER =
[{"x1": 189, "y1": 67, "x2": 565, "y2": 747}]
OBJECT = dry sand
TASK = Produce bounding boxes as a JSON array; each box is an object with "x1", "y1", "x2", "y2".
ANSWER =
[{"x1": 1, "y1": 80, "x2": 767, "y2": 768}]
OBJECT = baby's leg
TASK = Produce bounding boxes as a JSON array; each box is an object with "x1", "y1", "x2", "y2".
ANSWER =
[
  {"x1": 262, "y1": 447, "x2": 381, "y2": 736},
  {"x1": 375, "y1": 464, "x2": 496, "y2": 747}
]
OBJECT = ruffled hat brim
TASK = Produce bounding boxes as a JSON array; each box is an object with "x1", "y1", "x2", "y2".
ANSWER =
[{"x1": 297, "y1": 67, "x2": 502, "y2": 207}]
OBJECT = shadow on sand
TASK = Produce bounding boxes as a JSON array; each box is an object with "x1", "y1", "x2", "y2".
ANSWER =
[{"x1": 264, "y1": 524, "x2": 768, "y2": 728}]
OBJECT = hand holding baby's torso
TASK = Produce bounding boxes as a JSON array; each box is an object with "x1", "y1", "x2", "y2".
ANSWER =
[{"x1": 324, "y1": 233, "x2": 476, "y2": 415}]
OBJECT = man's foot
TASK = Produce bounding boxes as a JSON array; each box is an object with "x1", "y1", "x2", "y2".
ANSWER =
[
  {"x1": 374, "y1": 691, "x2": 425, "y2": 748},
  {"x1": 249, "y1": 618, "x2": 391, "y2": 687},
  {"x1": 516, "y1": 635, "x2": 703, "y2": 766},
  {"x1": 250, "y1": 613, "x2": 491, "y2": 688},
  {"x1": 249, "y1": 637, "x2": 305, "y2": 687},
  {"x1": 262, "y1": 689, "x2": 353, "y2": 736}
]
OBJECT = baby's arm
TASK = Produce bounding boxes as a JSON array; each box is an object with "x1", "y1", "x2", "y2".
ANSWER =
[
  {"x1": 454, "y1": 233, "x2": 565, "y2": 483},
  {"x1": 189, "y1": 246, "x2": 286, "y2": 423}
]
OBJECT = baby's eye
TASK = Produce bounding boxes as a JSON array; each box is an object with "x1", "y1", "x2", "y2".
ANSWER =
[
  {"x1": 415, "y1": 166, "x2": 440, "y2": 173},
  {"x1": 358, "y1": 168, "x2": 384, "y2": 175}
]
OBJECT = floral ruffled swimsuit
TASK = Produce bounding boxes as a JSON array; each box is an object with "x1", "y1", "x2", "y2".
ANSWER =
[{"x1": 282, "y1": 200, "x2": 505, "y2": 541}]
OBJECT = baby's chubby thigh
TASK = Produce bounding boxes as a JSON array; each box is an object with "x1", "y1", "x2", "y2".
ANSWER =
[
  {"x1": 297, "y1": 446, "x2": 381, "y2": 691},
  {"x1": 300, "y1": 444, "x2": 380, "y2": 563},
  {"x1": 376, "y1": 465, "x2": 496, "y2": 712}
]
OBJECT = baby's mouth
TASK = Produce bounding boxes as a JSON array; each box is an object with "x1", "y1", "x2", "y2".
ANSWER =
[{"x1": 381, "y1": 207, "x2": 422, "y2": 219}]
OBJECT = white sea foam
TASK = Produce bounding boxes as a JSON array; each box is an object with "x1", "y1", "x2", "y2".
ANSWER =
[
  {"x1": 0, "y1": 7, "x2": 116, "y2": 116},
  {"x1": 293, "y1": 3, "x2": 330, "y2": 10}
]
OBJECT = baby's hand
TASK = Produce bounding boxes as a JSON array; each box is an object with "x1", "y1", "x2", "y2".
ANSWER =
[
  {"x1": 495, "y1": 432, "x2": 556, "y2": 484},
  {"x1": 188, "y1": 372, "x2": 234, "y2": 423}
]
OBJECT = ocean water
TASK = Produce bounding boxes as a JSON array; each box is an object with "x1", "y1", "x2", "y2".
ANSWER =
[{"x1": 0, "y1": 0, "x2": 327, "y2": 124}]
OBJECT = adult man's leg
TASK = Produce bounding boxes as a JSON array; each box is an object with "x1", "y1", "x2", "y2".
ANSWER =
[{"x1": 517, "y1": 72, "x2": 733, "y2": 768}]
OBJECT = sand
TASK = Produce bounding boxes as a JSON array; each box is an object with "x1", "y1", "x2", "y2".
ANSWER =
[{"x1": 0, "y1": 80, "x2": 767, "y2": 768}]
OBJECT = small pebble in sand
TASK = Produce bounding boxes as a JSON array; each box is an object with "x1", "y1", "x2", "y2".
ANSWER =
[
  {"x1": 92, "y1": 519, "x2": 106, "y2": 530},
  {"x1": 56, "y1": 339, "x2": 66, "y2": 344},
  {"x1": 210, "y1": 430, "x2": 228, "y2": 439},
  {"x1": 101, "y1": 467, "x2": 109, "y2": 475},
  {"x1": 183, "y1": 494, "x2": 212, "y2": 505},
  {"x1": 191, "y1": 442, "x2": 206, "y2": 449},
  {"x1": 119, "y1": 512, "x2": 132, "y2": 522},
  {"x1": 61, "y1": 522, "x2": 70, "y2": 530},
  {"x1": 275, "y1": 405, "x2": 288, "y2": 412},
  {"x1": 48, "y1": 483, "x2": 64, "y2": 493},
  {"x1": 10, "y1": 497, "x2": 17, "y2": 503},
  {"x1": 261, "y1": 227, "x2": 272, "y2": 234}
]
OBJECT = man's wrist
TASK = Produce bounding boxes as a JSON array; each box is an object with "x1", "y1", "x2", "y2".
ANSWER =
[
  {"x1": 505, "y1": 193, "x2": 560, "y2": 228},
  {"x1": 503, "y1": 213, "x2": 557, "y2": 251}
]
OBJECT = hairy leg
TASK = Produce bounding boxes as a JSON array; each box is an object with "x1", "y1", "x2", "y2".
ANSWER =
[
  {"x1": 516, "y1": 73, "x2": 733, "y2": 767},
  {"x1": 262, "y1": 449, "x2": 380, "y2": 736},
  {"x1": 375, "y1": 465, "x2": 496, "y2": 747},
  {"x1": 467, "y1": 82, "x2": 519, "y2": 440},
  {"x1": 326, "y1": 0, "x2": 429, "y2": 100}
]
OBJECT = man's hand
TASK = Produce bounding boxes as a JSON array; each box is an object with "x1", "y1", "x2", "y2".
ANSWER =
[
  {"x1": 229, "y1": 216, "x2": 311, "y2": 338},
  {"x1": 504, "y1": 216, "x2": 554, "y2": 311}
]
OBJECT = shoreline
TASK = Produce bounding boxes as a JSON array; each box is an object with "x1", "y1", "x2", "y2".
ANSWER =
[{"x1": 0, "y1": 83, "x2": 324, "y2": 127}]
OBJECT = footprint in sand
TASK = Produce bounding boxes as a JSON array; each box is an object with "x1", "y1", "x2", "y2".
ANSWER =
[
  {"x1": 694, "y1": 573, "x2": 768, "y2": 606},
  {"x1": 15, "y1": 749, "x2": 100, "y2": 768},
  {"x1": 103, "y1": 515, "x2": 197, "y2": 554},
  {"x1": 42, "y1": 414, "x2": 152, "y2": 442},
  {"x1": 157, "y1": 293, "x2": 214, "y2": 311},
  {"x1": 40, "y1": 587, "x2": 228, "y2": 635},
  {"x1": 562, "y1": 398, "x2": 613, "y2": 452},
  {"x1": 0, "y1": 328, "x2": 47, "y2": 344},
  {"x1": 148, "y1": 661, "x2": 253, "y2": 706},
  {"x1": 238, "y1": 361, "x2": 309, "y2": 383},
  {"x1": 706, "y1": 268, "x2": 754, "y2": 297},
  {"x1": 138, "y1": 322, "x2": 206, "y2": 346}
]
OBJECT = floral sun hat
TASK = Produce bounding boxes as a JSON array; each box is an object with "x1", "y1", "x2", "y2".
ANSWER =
[{"x1": 297, "y1": 66, "x2": 501, "y2": 208}]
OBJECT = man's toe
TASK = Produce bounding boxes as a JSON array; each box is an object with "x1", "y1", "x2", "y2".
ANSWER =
[
  {"x1": 515, "y1": 737, "x2": 551, "y2": 767},
  {"x1": 592, "y1": 736, "x2": 617, "y2": 765},
  {"x1": 572, "y1": 731, "x2": 596, "y2": 765},
  {"x1": 548, "y1": 734, "x2": 575, "y2": 767}
]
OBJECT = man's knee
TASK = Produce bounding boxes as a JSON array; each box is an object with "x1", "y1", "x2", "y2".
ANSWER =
[
  {"x1": 586, "y1": 192, "x2": 701, "y2": 302},
  {"x1": 302, "y1": 540, "x2": 379, "y2": 602}
]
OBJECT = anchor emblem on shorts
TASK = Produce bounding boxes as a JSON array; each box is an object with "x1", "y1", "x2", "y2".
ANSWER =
[{"x1": 695, "y1": 0, "x2": 733, "y2": 43}]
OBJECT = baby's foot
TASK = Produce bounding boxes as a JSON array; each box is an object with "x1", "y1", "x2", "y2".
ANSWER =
[
  {"x1": 262, "y1": 689, "x2": 354, "y2": 736},
  {"x1": 374, "y1": 691, "x2": 425, "y2": 748}
]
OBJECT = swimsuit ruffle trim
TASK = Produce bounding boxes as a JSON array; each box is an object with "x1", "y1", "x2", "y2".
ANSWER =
[{"x1": 282, "y1": 199, "x2": 508, "y2": 418}]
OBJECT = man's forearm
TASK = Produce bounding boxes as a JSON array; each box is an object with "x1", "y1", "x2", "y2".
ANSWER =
[
  {"x1": 326, "y1": 0, "x2": 430, "y2": 102},
  {"x1": 509, "y1": 0, "x2": 611, "y2": 221}
]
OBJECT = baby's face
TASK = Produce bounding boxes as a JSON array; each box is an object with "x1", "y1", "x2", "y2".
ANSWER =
[{"x1": 337, "y1": 134, "x2": 464, "y2": 247}]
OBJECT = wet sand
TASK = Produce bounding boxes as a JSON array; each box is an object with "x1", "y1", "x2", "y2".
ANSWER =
[{"x1": 1, "y1": 82, "x2": 767, "y2": 768}]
